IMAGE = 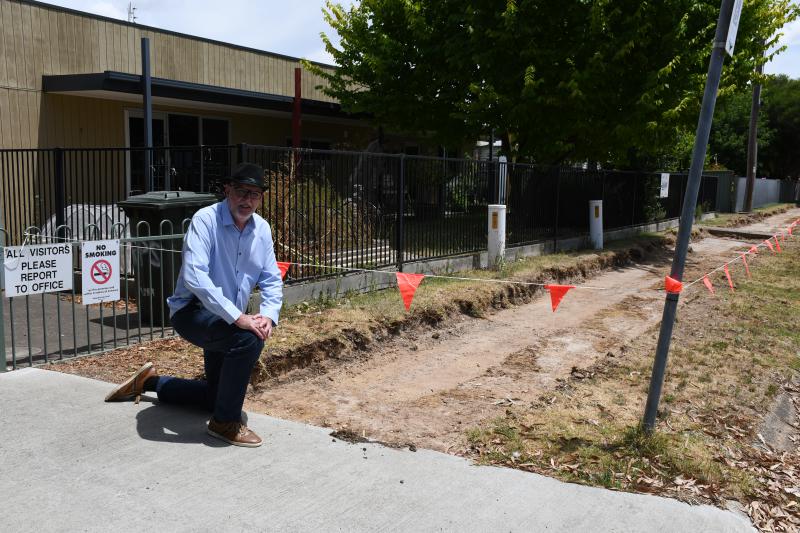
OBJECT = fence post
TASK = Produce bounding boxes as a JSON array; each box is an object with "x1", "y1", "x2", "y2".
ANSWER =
[
  {"x1": 199, "y1": 145, "x2": 205, "y2": 192},
  {"x1": 491, "y1": 159, "x2": 498, "y2": 204},
  {"x1": 553, "y1": 169, "x2": 561, "y2": 252},
  {"x1": 237, "y1": 143, "x2": 248, "y2": 165},
  {"x1": 54, "y1": 148, "x2": 66, "y2": 240},
  {"x1": 396, "y1": 154, "x2": 405, "y2": 272},
  {"x1": 498, "y1": 156, "x2": 508, "y2": 204},
  {"x1": 0, "y1": 204, "x2": 6, "y2": 372}
]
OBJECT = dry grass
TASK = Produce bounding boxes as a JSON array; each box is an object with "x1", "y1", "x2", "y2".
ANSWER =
[
  {"x1": 699, "y1": 203, "x2": 794, "y2": 228},
  {"x1": 53, "y1": 235, "x2": 668, "y2": 387},
  {"x1": 256, "y1": 235, "x2": 668, "y2": 379},
  {"x1": 465, "y1": 236, "x2": 800, "y2": 530}
]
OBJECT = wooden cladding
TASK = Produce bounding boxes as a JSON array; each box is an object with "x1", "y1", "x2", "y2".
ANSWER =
[{"x1": 0, "y1": 0, "x2": 335, "y2": 100}]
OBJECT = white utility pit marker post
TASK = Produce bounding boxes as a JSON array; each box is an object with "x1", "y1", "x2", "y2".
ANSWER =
[
  {"x1": 589, "y1": 200, "x2": 603, "y2": 250},
  {"x1": 488, "y1": 204, "x2": 506, "y2": 268}
]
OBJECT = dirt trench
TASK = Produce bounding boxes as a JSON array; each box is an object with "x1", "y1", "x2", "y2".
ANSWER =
[{"x1": 246, "y1": 211, "x2": 798, "y2": 452}]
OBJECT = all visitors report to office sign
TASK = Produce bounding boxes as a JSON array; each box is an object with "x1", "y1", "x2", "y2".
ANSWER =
[{"x1": 3, "y1": 244, "x2": 73, "y2": 297}]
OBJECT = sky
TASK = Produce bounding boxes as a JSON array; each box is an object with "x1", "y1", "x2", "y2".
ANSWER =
[{"x1": 36, "y1": 0, "x2": 800, "y2": 78}]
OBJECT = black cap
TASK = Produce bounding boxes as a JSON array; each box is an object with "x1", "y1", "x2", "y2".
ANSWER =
[{"x1": 227, "y1": 162, "x2": 267, "y2": 190}]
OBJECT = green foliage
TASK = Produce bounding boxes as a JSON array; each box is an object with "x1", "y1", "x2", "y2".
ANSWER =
[
  {"x1": 658, "y1": 128, "x2": 700, "y2": 171},
  {"x1": 308, "y1": 0, "x2": 798, "y2": 167},
  {"x1": 643, "y1": 176, "x2": 667, "y2": 222},
  {"x1": 761, "y1": 74, "x2": 800, "y2": 178},
  {"x1": 709, "y1": 89, "x2": 775, "y2": 176}
]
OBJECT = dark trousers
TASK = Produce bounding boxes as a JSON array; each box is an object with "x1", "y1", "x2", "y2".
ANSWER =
[{"x1": 156, "y1": 303, "x2": 264, "y2": 423}]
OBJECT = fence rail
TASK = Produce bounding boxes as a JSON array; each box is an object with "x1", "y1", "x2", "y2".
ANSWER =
[
  {"x1": 2, "y1": 144, "x2": 733, "y2": 369},
  {"x1": 1, "y1": 222, "x2": 186, "y2": 370}
]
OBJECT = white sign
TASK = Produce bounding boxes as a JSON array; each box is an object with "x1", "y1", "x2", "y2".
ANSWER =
[
  {"x1": 725, "y1": 0, "x2": 744, "y2": 56},
  {"x1": 3, "y1": 243, "x2": 73, "y2": 297},
  {"x1": 81, "y1": 240, "x2": 120, "y2": 305},
  {"x1": 660, "y1": 173, "x2": 670, "y2": 198}
]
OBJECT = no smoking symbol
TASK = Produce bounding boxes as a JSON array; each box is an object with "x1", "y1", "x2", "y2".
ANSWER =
[{"x1": 91, "y1": 259, "x2": 113, "y2": 284}]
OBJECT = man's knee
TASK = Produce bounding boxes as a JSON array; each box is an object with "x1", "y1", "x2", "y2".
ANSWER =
[{"x1": 229, "y1": 330, "x2": 264, "y2": 360}]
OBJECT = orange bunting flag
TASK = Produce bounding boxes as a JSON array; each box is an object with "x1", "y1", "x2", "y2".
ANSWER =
[
  {"x1": 765, "y1": 239, "x2": 775, "y2": 253},
  {"x1": 723, "y1": 265, "x2": 735, "y2": 292},
  {"x1": 545, "y1": 284, "x2": 575, "y2": 312},
  {"x1": 276, "y1": 262, "x2": 291, "y2": 279},
  {"x1": 749, "y1": 245, "x2": 758, "y2": 255},
  {"x1": 664, "y1": 275, "x2": 683, "y2": 294},
  {"x1": 774, "y1": 236, "x2": 782, "y2": 253},
  {"x1": 741, "y1": 254, "x2": 751, "y2": 278},
  {"x1": 702, "y1": 275, "x2": 715, "y2": 295},
  {"x1": 396, "y1": 272, "x2": 425, "y2": 311},
  {"x1": 789, "y1": 225, "x2": 794, "y2": 236},
  {"x1": 780, "y1": 230, "x2": 786, "y2": 242}
]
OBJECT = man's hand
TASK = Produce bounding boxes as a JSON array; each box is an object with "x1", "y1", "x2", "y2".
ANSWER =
[
  {"x1": 254, "y1": 314, "x2": 274, "y2": 339},
  {"x1": 234, "y1": 313, "x2": 273, "y2": 340}
]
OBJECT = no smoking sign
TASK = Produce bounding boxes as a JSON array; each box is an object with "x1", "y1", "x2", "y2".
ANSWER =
[
  {"x1": 81, "y1": 240, "x2": 120, "y2": 305},
  {"x1": 91, "y1": 259, "x2": 113, "y2": 284}
]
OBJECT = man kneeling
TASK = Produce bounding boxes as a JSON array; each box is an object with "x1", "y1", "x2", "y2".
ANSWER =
[{"x1": 105, "y1": 162, "x2": 283, "y2": 447}]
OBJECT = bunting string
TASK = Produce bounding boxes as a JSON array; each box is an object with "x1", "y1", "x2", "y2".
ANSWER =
[
  {"x1": 287, "y1": 262, "x2": 610, "y2": 290},
  {"x1": 684, "y1": 218, "x2": 798, "y2": 290},
  {"x1": 14, "y1": 217, "x2": 799, "y2": 312},
  {"x1": 684, "y1": 219, "x2": 800, "y2": 289}
]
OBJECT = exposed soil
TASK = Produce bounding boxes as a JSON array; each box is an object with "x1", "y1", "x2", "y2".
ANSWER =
[
  {"x1": 245, "y1": 233, "x2": 760, "y2": 452},
  {"x1": 55, "y1": 209, "x2": 798, "y2": 457}
]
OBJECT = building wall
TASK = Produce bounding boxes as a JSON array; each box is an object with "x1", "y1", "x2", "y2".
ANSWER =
[
  {"x1": 0, "y1": 0, "x2": 391, "y2": 238},
  {"x1": 0, "y1": 0, "x2": 338, "y2": 149},
  {"x1": 32, "y1": 93, "x2": 376, "y2": 149}
]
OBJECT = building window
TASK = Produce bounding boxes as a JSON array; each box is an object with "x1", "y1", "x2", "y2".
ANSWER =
[{"x1": 125, "y1": 110, "x2": 230, "y2": 193}]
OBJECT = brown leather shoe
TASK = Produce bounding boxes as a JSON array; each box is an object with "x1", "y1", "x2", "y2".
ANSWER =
[
  {"x1": 207, "y1": 417, "x2": 263, "y2": 448},
  {"x1": 104, "y1": 362, "x2": 156, "y2": 403}
]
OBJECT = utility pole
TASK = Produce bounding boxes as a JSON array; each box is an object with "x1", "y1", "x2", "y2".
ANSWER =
[
  {"x1": 141, "y1": 37, "x2": 153, "y2": 192},
  {"x1": 642, "y1": 0, "x2": 742, "y2": 433},
  {"x1": 743, "y1": 46, "x2": 765, "y2": 212}
]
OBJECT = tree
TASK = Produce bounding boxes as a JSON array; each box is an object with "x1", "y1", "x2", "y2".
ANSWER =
[
  {"x1": 308, "y1": 0, "x2": 798, "y2": 167},
  {"x1": 708, "y1": 88, "x2": 775, "y2": 175},
  {"x1": 760, "y1": 74, "x2": 800, "y2": 178}
]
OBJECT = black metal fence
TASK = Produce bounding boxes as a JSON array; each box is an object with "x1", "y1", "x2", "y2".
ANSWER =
[
  {"x1": 1, "y1": 223, "x2": 186, "y2": 370},
  {"x1": 1, "y1": 144, "x2": 733, "y2": 370},
  {"x1": 0, "y1": 146, "x2": 237, "y2": 246},
  {"x1": 1, "y1": 144, "x2": 730, "y2": 281},
  {"x1": 505, "y1": 166, "x2": 725, "y2": 247}
]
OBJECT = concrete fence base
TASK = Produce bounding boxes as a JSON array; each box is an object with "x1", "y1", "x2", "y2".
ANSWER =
[{"x1": 276, "y1": 215, "x2": 711, "y2": 307}]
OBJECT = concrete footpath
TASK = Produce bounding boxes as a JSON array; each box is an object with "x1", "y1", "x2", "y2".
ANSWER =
[{"x1": 0, "y1": 369, "x2": 753, "y2": 532}]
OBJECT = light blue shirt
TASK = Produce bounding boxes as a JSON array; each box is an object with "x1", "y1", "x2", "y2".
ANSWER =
[{"x1": 167, "y1": 200, "x2": 283, "y2": 326}]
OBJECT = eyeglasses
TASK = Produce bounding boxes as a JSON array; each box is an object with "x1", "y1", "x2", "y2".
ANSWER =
[{"x1": 232, "y1": 187, "x2": 263, "y2": 200}]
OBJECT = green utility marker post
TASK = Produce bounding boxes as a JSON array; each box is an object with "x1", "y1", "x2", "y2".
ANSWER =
[{"x1": 643, "y1": 0, "x2": 742, "y2": 433}]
